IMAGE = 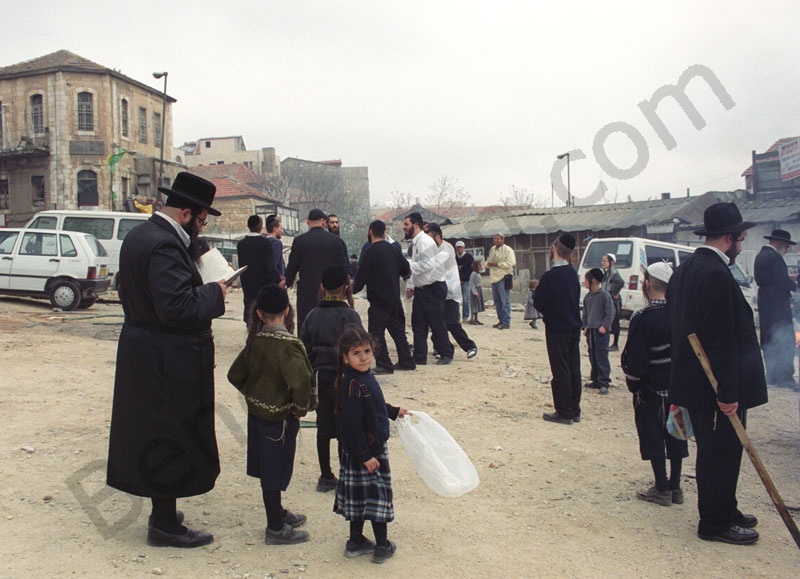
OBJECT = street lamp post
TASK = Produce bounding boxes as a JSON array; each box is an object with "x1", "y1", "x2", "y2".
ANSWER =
[
  {"x1": 153, "y1": 71, "x2": 168, "y2": 199},
  {"x1": 557, "y1": 152, "x2": 571, "y2": 207}
]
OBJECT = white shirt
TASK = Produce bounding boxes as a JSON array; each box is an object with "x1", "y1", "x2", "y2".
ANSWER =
[
  {"x1": 439, "y1": 241, "x2": 462, "y2": 303},
  {"x1": 155, "y1": 211, "x2": 190, "y2": 248},
  {"x1": 704, "y1": 244, "x2": 730, "y2": 265},
  {"x1": 408, "y1": 230, "x2": 446, "y2": 287}
]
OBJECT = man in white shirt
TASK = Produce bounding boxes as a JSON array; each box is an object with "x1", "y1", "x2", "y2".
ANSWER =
[{"x1": 403, "y1": 212, "x2": 454, "y2": 365}]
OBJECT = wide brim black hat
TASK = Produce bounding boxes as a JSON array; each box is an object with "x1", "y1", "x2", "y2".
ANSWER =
[
  {"x1": 158, "y1": 172, "x2": 221, "y2": 216},
  {"x1": 764, "y1": 229, "x2": 796, "y2": 245},
  {"x1": 693, "y1": 202, "x2": 755, "y2": 236}
]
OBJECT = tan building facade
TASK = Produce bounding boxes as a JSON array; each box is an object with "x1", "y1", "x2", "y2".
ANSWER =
[
  {"x1": 0, "y1": 50, "x2": 176, "y2": 226},
  {"x1": 181, "y1": 136, "x2": 281, "y2": 182}
]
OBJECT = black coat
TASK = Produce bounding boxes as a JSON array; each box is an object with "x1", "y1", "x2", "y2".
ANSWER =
[
  {"x1": 754, "y1": 245, "x2": 797, "y2": 340},
  {"x1": 107, "y1": 214, "x2": 225, "y2": 498},
  {"x1": 285, "y1": 226, "x2": 349, "y2": 328},
  {"x1": 237, "y1": 233, "x2": 280, "y2": 303},
  {"x1": 667, "y1": 248, "x2": 767, "y2": 410},
  {"x1": 353, "y1": 239, "x2": 411, "y2": 310}
]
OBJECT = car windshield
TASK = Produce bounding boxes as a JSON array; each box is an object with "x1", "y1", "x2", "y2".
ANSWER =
[
  {"x1": 582, "y1": 240, "x2": 634, "y2": 269},
  {"x1": 83, "y1": 235, "x2": 108, "y2": 257},
  {"x1": 729, "y1": 263, "x2": 748, "y2": 286}
]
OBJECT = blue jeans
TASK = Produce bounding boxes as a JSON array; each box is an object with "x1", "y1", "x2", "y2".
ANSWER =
[
  {"x1": 460, "y1": 281, "x2": 471, "y2": 319},
  {"x1": 491, "y1": 281, "x2": 511, "y2": 326}
]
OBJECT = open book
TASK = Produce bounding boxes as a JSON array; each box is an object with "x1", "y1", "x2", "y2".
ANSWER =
[{"x1": 196, "y1": 248, "x2": 247, "y2": 285}]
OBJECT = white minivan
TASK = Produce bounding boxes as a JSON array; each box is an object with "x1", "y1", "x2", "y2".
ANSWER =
[
  {"x1": 0, "y1": 228, "x2": 111, "y2": 310},
  {"x1": 579, "y1": 237, "x2": 758, "y2": 317},
  {"x1": 25, "y1": 210, "x2": 149, "y2": 289}
]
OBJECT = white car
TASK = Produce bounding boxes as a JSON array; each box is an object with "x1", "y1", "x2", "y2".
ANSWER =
[{"x1": 0, "y1": 228, "x2": 111, "y2": 310}]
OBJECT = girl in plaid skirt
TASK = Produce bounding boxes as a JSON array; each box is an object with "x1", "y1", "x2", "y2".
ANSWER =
[{"x1": 334, "y1": 325, "x2": 409, "y2": 564}]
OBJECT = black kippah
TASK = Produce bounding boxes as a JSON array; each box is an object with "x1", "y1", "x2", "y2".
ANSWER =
[
  {"x1": 256, "y1": 284, "x2": 289, "y2": 313},
  {"x1": 321, "y1": 264, "x2": 349, "y2": 290}
]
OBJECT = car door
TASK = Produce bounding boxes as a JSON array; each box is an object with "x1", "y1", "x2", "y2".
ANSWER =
[
  {"x1": 10, "y1": 231, "x2": 60, "y2": 291},
  {"x1": 0, "y1": 230, "x2": 21, "y2": 289}
]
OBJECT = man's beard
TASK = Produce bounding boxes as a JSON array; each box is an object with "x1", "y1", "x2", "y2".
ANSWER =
[
  {"x1": 182, "y1": 217, "x2": 200, "y2": 240},
  {"x1": 404, "y1": 229, "x2": 413, "y2": 240},
  {"x1": 330, "y1": 226, "x2": 339, "y2": 235},
  {"x1": 725, "y1": 244, "x2": 738, "y2": 264}
]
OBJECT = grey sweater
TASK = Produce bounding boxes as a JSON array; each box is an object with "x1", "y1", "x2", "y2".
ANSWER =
[{"x1": 582, "y1": 289, "x2": 615, "y2": 330}]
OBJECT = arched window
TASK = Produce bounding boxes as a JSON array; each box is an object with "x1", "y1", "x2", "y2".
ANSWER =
[
  {"x1": 78, "y1": 92, "x2": 93, "y2": 131},
  {"x1": 77, "y1": 170, "x2": 98, "y2": 206}
]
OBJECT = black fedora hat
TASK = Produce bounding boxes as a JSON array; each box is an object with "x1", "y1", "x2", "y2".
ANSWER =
[
  {"x1": 693, "y1": 202, "x2": 755, "y2": 236},
  {"x1": 158, "y1": 172, "x2": 221, "y2": 216},
  {"x1": 764, "y1": 229, "x2": 797, "y2": 245}
]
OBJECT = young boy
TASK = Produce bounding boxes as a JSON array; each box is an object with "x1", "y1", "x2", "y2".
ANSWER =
[
  {"x1": 300, "y1": 264, "x2": 364, "y2": 492},
  {"x1": 621, "y1": 262, "x2": 689, "y2": 506},
  {"x1": 582, "y1": 268, "x2": 615, "y2": 394}
]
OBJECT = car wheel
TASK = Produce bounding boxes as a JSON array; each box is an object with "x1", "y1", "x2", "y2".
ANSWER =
[
  {"x1": 49, "y1": 280, "x2": 81, "y2": 311},
  {"x1": 77, "y1": 298, "x2": 97, "y2": 309}
]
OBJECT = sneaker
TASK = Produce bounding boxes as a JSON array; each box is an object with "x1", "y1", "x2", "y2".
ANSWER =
[
  {"x1": 282, "y1": 510, "x2": 307, "y2": 528},
  {"x1": 264, "y1": 523, "x2": 310, "y2": 545},
  {"x1": 372, "y1": 541, "x2": 396, "y2": 564},
  {"x1": 671, "y1": 488, "x2": 684, "y2": 504},
  {"x1": 344, "y1": 536, "x2": 376, "y2": 558},
  {"x1": 599, "y1": 386, "x2": 609, "y2": 395},
  {"x1": 636, "y1": 485, "x2": 672, "y2": 507},
  {"x1": 315, "y1": 475, "x2": 338, "y2": 493},
  {"x1": 467, "y1": 347, "x2": 478, "y2": 359}
]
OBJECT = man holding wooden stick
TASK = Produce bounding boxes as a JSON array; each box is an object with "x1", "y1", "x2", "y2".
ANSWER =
[{"x1": 667, "y1": 202, "x2": 768, "y2": 545}]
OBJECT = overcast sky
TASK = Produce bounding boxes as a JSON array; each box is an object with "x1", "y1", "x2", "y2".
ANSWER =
[{"x1": 6, "y1": 1, "x2": 799, "y2": 208}]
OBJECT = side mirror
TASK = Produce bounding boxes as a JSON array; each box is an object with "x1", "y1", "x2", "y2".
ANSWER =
[{"x1": 746, "y1": 274, "x2": 754, "y2": 285}]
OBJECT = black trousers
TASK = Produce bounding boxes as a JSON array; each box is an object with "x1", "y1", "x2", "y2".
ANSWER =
[
  {"x1": 411, "y1": 281, "x2": 453, "y2": 361},
  {"x1": 445, "y1": 299, "x2": 476, "y2": 352},
  {"x1": 688, "y1": 406, "x2": 746, "y2": 535},
  {"x1": 368, "y1": 302, "x2": 414, "y2": 369},
  {"x1": 544, "y1": 328, "x2": 582, "y2": 419}
]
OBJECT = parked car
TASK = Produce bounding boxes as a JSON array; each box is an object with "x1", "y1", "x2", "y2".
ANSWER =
[
  {"x1": 25, "y1": 210, "x2": 149, "y2": 289},
  {"x1": 0, "y1": 228, "x2": 111, "y2": 310}
]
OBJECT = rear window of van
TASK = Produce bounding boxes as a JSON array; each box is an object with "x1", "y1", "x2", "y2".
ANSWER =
[
  {"x1": 117, "y1": 218, "x2": 146, "y2": 240},
  {"x1": 63, "y1": 217, "x2": 114, "y2": 240},
  {"x1": 582, "y1": 241, "x2": 634, "y2": 269}
]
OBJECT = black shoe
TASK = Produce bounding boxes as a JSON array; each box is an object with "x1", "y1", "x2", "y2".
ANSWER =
[
  {"x1": 372, "y1": 366, "x2": 394, "y2": 375},
  {"x1": 584, "y1": 381, "x2": 599, "y2": 389},
  {"x1": 492, "y1": 322, "x2": 502, "y2": 328},
  {"x1": 436, "y1": 357, "x2": 453, "y2": 365},
  {"x1": 732, "y1": 512, "x2": 758, "y2": 528},
  {"x1": 413, "y1": 358, "x2": 428, "y2": 365},
  {"x1": 345, "y1": 536, "x2": 376, "y2": 558},
  {"x1": 542, "y1": 412, "x2": 573, "y2": 425},
  {"x1": 698, "y1": 525, "x2": 759, "y2": 545},
  {"x1": 608, "y1": 344, "x2": 619, "y2": 351},
  {"x1": 372, "y1": 541, "x2": 396, "y2": 564},
  {"x1": 264, "y1": 523, "x2": 309, "y2": 545},
  {"x1": 393, "y1": 362, "x2": 417, "y2": 371},
  {"x1": 315, "y1": 475, "x2": 338, "y2": 493},
  {"x1": 148, "y1": 511, "x2": 185, "y2": 527},
  {"x1": 496, "y1": 323, "x2": 509, "y2": 330},
  {"x1": 467, "y1": 347, "x2": 478, "y2": 359},
  {"x1": 282, "y1": 510, "x2": 307, "y2": 528},
  {"x1": 147, "y1": 526, "x2": 214, "y2": 548},
  {"x1": 572, "y1": 414, "x2": 581, "y2": 423}
]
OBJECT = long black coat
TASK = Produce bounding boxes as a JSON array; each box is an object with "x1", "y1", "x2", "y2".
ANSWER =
[
  {"x1": 667, "y1": 248, "x2": 767, "y2": 410},
  {"x1": 754, "y1": 245, "x2": 797, "y2": 342},
  {"x1": 285, "y1": 226, "x2": 348, "y2": 329},
  {"x1": 107, "y1": 215, "x2": 225, "y2": 498},
  {"x1": 237, "y1": 233, "x2": 280, "y2": 319}
]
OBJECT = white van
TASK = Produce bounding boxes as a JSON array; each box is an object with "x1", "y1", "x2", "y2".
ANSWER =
[
  {"x1": 25, "y1": 210, "x2": 149, "y2": 289},
  {"x1": 579, "y1": 237, "x2": 758, "y2": 317}
]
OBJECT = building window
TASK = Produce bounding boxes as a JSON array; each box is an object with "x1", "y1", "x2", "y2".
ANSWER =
[
  {"x1": 120, "y1": 176, "x2": 129, "y2": 199},
  {"x1": 138, "y1": 107, "x2": 147, "y2": 144},
  {"x1": 0, "y1": 100, "x2": 4, "y2": 145},
  {"x1": 153, "y1": 111, "x2": 162, "y2": 147},
  {"x1": 0, "y1": 178, "x2": 8, "y2": 210},
  {"x1": 77, "y1": 170, "x2": 98, "y2": 206},
  {"x1": 77, "y1": 92, "x2": 93, "y2": 131},
  {"x1": 205, "y1": 141, "x2": 211, "y2": 148},
  {"x1": 31, "y1": 175, "x2": 46, "y2": 206},
  {"x1": 121, "y1": 99, "x2": 129, "y2": 138},
  {"x1": 31, "y1": 94, "x2": 44, "y2": 135}
]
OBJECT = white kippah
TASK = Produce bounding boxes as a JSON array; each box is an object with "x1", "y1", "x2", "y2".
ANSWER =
[{"x1": 647, "y1": 261, "x2": 673, "y2": 283}]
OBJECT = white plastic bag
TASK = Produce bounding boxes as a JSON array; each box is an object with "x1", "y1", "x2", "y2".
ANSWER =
[{"x1": 396, "y1": 411, "x2": 479, "y2": 498}]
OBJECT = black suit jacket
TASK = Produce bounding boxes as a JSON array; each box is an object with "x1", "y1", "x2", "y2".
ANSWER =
[
  {"x1": 667, "y1": 247, "x2": 767, "y2": 410},
  {"x1": 285, "y1": 226, "x2": 349, "y2": 327},
  {"x1": 237, "y1": 234, "x2": 279, "y2": 302},
  {"x1": 353, "y1": 239, "x2": 411, "y2": 309},
  {"x1": 754, "y1": 245, "x2": 797, "y2": 337}
]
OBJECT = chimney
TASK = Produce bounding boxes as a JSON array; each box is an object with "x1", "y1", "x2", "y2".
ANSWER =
[{"x1": 661, "y1": 192, "x2": 671, "y2": 200}]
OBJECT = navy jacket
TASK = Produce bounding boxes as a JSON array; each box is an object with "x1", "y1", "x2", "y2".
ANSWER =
[{"x1": 533, "y1": 263, "x2": 581, "y2": 331}]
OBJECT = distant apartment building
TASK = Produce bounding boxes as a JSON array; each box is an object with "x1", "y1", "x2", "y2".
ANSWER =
[
  {"x1": 0, "y1": 50, "x2": 178, "y2": 226},
  {"x1": 180, "y1": 136, "x2": 281, "y2": 182}
]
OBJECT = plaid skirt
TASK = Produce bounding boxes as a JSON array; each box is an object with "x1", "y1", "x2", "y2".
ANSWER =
[{"x1": 334, "y1": 442, "x2": 394, "y2": 523}]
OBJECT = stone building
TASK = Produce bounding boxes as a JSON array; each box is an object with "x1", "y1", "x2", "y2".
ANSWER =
[
  {"x1": 180, "y1": 136, "x2": 281, "y2": 185},
  {"x1": 0, "y1": 50, "x2": 178, "y2": 226}
]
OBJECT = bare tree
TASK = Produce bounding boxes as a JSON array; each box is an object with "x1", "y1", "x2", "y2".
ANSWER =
[
  {"x1": 500, "y1": 184, "x2": 544, "y2": 208},
  {"x1": 389, "y1": 190, "x2": 413, "y2": 212},
  {"x1": 426, "y1": 174, "x2": 470, "y2": 215}
]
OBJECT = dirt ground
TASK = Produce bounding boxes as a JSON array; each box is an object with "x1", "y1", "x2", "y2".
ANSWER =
[{"x1": 1, "y1": 288, "x2": 799, "y2": 578}]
